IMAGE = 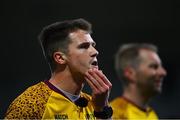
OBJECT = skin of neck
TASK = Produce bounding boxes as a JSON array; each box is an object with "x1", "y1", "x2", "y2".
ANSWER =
[
  {"x1": 49, "y1": 67, "x2": 85, "y2": 95},
  {"x1": 122, "y1": 85, "x2": 150, "y2": 110}
]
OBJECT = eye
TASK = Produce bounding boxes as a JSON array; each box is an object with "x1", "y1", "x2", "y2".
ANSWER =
[
  {"x1": 78, "y1": 43, "x2": 90, "y2": 49},
  {"x1": 149, "y1": 64, "x2": 158, "y2": 69}
]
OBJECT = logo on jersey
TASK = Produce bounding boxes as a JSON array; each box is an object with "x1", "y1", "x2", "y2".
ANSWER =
[{"x1": 55, "y1": 114, "x2": 68, "y2": 119}]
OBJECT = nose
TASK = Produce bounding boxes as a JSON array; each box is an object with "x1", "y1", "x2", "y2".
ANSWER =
[
  {"x1": 91, "y1": 46, "x2": 99, "y2": 57},
  {"x1": 159, "y1": 66, "x2": 167, "y2": 77}
]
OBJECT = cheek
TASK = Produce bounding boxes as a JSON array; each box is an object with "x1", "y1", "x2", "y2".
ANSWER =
[
  {"x1": 68, "y1": 52, "x2": 83, "y2": 61},
  {"x1": 71, "y1": 55, "x2": 88, "y2": 66},
  {"x1": 136, "y1": 70, "x2": 154, "y2": 83},
  {"x1": 140, "y1": 68, "x2": 156, "y2": 77},
  {"x1": 75, "y1": 54, "x2": 88, "y2": 62}
]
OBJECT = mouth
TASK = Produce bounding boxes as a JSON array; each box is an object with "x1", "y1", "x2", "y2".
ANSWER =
[
  {"x1": 91, "y1": 60, "x2": 98, "y2": 69},
  {"x1": 155, "y1": 78, "x2": 163, "y2": 87}
]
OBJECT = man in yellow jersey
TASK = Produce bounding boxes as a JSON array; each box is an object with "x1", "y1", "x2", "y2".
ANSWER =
[
  {"x1": 110, "y1": 43, "x2": 167, "y2": 119},
  {"x1": 5, "y1": 18, "x2": 112, "y2": 119}
]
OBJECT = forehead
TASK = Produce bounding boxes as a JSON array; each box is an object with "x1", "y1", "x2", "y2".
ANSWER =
[
  {"x1": 139, "y1": 49, "x2": 162, "y2": 64},
  {"x1": 68, "y1": 29, "x2": 95, "y2": 44}
]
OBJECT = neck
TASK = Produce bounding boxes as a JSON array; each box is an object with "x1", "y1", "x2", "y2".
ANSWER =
[
  {"x1": 49, "y1": 70, "x2": 84, "y2": 95},
  {"x1": 123, "y1": 86, "x2": 150, "y2": 110}
]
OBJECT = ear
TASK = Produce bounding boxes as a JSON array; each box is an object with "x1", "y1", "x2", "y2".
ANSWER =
[
  {"x1": 124, "y1": 66, "x2": 136, "y2": 82},
  {"x1": 53, "y1": 52, "x2": 67, "y2": 64}
]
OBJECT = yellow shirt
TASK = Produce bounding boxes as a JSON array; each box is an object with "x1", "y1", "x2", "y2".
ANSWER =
[
  {"x1": 110, "y1": 97, "x2": 158, "y2": 120},
  {"x1": 5, "y1": 81, "x2": 95, "y2": 119}
]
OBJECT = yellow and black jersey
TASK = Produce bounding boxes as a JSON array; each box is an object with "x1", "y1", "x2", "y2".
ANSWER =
[
  {"x1": 5, "y1": 81, "x2": 95, "y2": 119},
  {"x1": 110, "y1": 97, "x2": 158, "y2": 120}
]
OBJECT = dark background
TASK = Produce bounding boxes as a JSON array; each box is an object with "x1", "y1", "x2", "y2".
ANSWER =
[{"x1": 1, "y1": 0, "x2": 180, "y2": 118}]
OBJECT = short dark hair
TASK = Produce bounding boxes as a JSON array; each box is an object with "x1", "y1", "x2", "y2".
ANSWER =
[
  {"x1": 115, "y1": 43, "x2": 158, "y2": 86},
  {"x1": 38, "y1": 18, "x2": 92, "y2": 71}
]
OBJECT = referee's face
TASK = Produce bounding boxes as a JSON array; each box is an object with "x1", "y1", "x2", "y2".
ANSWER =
[{"x1": 65, "y1": 29, "x2": 99, "y2": 77}]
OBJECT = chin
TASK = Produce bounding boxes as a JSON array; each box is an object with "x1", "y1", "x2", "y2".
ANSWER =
[
  {"x1": 154, "y1": 83, "x2": 163, "y2": 92},
  {"x1": 154, "y1": 88, "x2": 162, "y2": 94}
]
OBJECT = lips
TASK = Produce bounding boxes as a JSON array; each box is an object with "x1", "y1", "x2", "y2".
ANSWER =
[
  {"x1": 155, "y1": 78, "x2": 163, "y2": 87},
  {"x1": 91, "y1": 60, "x2": 99, "y2": 69}
]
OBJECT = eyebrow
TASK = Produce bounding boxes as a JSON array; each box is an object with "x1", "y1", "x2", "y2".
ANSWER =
[{"x1": 78, "y1": 41, "x2": 96, "y2": 47}]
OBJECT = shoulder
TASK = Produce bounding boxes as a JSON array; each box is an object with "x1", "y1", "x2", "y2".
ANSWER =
[
  {"x1": 147, "y1": 106, "x2": 159, "y2": 119},
  {"x1": 110, "y1": 97, "x2": 129, "y2": 119},
  {"x1": 5, "y1": 82, "x2": 52, "y2": 119},
  {"x1": 25, "y1": 81, "x2": 52, "y2": 98},
  {"x1": 16, "y1": 82, "x2": 52, "y2": 104},
  {"x1": 110, "y1": 97, "x2": 128, "y2": 108}
]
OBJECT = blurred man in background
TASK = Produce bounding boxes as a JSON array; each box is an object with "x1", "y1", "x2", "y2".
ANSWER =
[{"x1": 111, "y1": 43, "x2": 167, "y2": 119}]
